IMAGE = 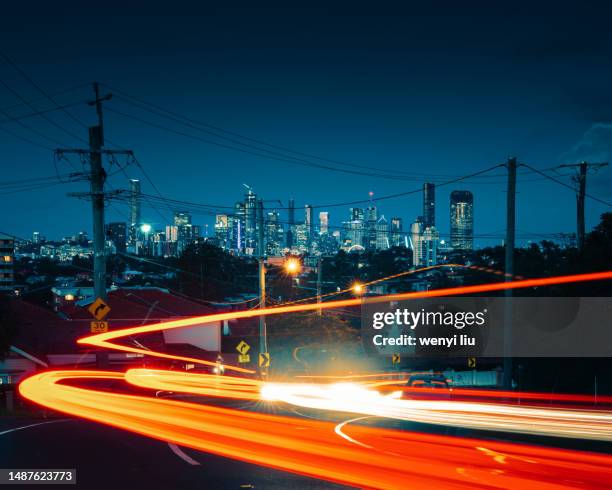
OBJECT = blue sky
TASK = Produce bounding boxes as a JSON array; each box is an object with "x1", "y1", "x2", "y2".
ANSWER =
[{"x1": 1, "y1": 2, "x2": 611, "y2": 245}]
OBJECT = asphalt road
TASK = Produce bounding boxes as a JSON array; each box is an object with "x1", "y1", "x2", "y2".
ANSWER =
[
  {"x1": 3, "y1": 395, "x2": 612, "y2": 489},
  {"x1": 0, "y1": 416, "x2": 353, "y2": 490}
]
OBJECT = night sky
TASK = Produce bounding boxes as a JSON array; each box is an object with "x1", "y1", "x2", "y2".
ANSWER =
[{"x1": 1, "y1": 2, "x2": 612, "y2": 246}]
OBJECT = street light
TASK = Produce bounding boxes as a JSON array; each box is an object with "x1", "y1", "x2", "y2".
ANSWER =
[
  {"x1": 284, "y1": 257, "x2": 301, "y2": 275},
  {"x1": 352, "y1": 282, "x2": 365, "y2": 295},
  {"x1": 140, "y1": 223, "x2": 151, "y2": 233}
]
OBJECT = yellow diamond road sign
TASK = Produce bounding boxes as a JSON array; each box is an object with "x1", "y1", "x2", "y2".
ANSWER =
[
  {"x1": 236, "y1": 340, "x2": 250, "y2": 355},
  {"x1": 392, "y1": 353, "x2": 400, "y2": 364},
  {"x1": 238, "y1": 354, "x2": 250, "y2": 363},
  {"x1": 468, "y1": 357, "x2": 476, "y2": 368},
  {"x1": 88, "y1": 297, "x2": 110, "y2": 320},
  {"x1": 259, "y1": 352, "x2": 270, "y2": 368},
  {"x1": 90, "y1": 321, "x2": 108, "y2": 334}
]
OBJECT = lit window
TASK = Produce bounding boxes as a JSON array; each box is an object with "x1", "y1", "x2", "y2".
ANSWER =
[{"x1": 2, "y1": 256, "x2": 11, "y2": 263}]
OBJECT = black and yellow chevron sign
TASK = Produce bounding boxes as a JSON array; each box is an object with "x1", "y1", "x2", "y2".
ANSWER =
[
  {"x1": 259, "y1": 352, "x2": 271, "y2": 368},
  {"x1": 392, "y1": 353, "x2": 400, "y2": 364}
]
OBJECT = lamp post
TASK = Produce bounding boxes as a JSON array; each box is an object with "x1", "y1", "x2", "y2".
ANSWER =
[{"x1": 259, "y1": 256, "x2": 302, "y2": 375}]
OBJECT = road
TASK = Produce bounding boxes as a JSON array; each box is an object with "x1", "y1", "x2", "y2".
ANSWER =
[
  {"x1": 13, "y1": 272, "x2": 612, "y2": 488},
  {"x1": 0, "y1": 416, "x2": 352, "y2": 489}
]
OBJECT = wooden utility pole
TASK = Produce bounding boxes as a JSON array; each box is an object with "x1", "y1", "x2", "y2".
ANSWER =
[
  {"x1": 503, "y1": 157, "x2": 517, "y2": 390},
  {"x1": 59, "y1": 83, "x2": 131, "y2": 369},
  {"x1": 257, "y1": 199, "x2": 267, "y2": 368},
  {"x1": 558, "y1": 162, "x2": 608, "y2": 249}
]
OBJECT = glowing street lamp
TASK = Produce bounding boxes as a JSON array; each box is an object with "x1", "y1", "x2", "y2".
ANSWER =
[
  {"x1": 284, "y1": 257, "x2": 301, "y2": 275},
  {"x1": 140, "y1": 223, "x2": 152, "y2": 234},
  {"x1": 352, "y1": 282, "x2": 365, "y2": 296}
]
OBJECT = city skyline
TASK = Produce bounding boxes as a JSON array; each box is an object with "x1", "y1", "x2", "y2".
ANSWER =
[
  {"x1": 1, "y1": 3, "x2": 612, "y2": 243},
  {"x1": 15, "y1": 179, "x2": 586, "y2": 249}
]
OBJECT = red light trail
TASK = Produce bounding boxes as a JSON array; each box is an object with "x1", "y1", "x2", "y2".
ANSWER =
[{"x1": 19, "y1": 270, "x2": 612, "y2": 489}]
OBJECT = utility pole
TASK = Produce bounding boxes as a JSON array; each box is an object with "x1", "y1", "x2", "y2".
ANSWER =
[
  {"x1": 316, "y1": 256, "x2": 323, "y2": 316},
  {"x1": 60, "y1": 83, "x2": 131, "y2": 369},
  {"x1": 503, "y1": 157, "x2": 517, "y2": 390},
  {"x1": 257, "y1": 199, "x2": 267, "y2": 370},
  {"x1": 88, "y1": 82, "x2": 112, "y2": 302},
  {"x1": 89, "y1": 125, "x2": 106, "y2": 303},
  {"x1": 558, "y1": 162, "x2": 608, "y2": 249}
]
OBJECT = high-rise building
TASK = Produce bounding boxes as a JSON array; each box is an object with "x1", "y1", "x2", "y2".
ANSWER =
[
  {"x1": 350, "y1": 207, "x2": 364, "y2": 221},
  {"x1": 32, "y1": 231, "x2": 45, "y2": 244},
  {"x1": 450, "y1": 190, "x2": 474, "y2": 250},
  {"x1": 410, "y1": 218, "x2": 423, "y2": 263},
  {"x1": 319, "y1": 211, "x2": 329, "y2": 234},
  {"x1": 265, "y1": 211, "x2": 284, "y2": 256},
  {"x1": 420, "y1": 226, "x2": 439, "y2": 266},
  {"x1": 423, "y1": 183, "x2": 435, "y2": 228},
  {"x1": 165, "y1": 211, "x2": 199, "y2": 255},
  {"x1": 215, "y1": 214, "x2": 230, "y2": 249},
  {"x1": 173, "y1": 212, "x2": 191, "y2": 227},
  {"x1": 244, "y1": 187, "x2": 257, "y2": 254},
  {"x1": 294, "y1": 223, "x2": 309, "y2": 253},
  {"x1": 411, "y1": 219, "x2": 439, "y2": 266},
  {"x1": 375, "y1": 215, "x2": 389, "y2": 250},
  {"x1": 0, "y1": 234, "x2": 14, "y2": 293},
  {"x1": 305, "y1": 205, "x2": 314, "y2": 249},
  {"x1": 233, "y1": 201, "x2": 246, "y2": 253},
  {"x1": 343, "y1": 220, "x2": 365, "y2": 249},
  {"x1": 390, "y1": 217, "x2": 403, "y2": 247},
  {"x1": 128, "y1": 179, "x2": 141, "y2": 250},
  {"x1": 287, "y1": 198, "x2": 295, "y2": 249},
  {"x1": 106, "y1": 222, "x2": 127, "y2": 253},
  {"x1": 365, "y1": 203, "x2": 378, "y2": 250}
]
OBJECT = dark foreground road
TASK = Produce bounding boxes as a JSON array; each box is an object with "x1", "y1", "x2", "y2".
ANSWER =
[{"x1": 0, "y1": 417, "x2": 352, "y2": 490}]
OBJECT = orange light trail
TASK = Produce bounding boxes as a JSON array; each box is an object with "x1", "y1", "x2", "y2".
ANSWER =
[
  {"x1": 18, "y1": 270, "x2": 612, "y2": 489},
  {"x1": 77, "y1": 270, "x2": 612, "y2": 370},
  {"x1": 19, "y1": 370, "x2": 612, "y2": 489}
]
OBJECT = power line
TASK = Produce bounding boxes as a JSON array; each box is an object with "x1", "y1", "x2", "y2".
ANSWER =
[
  {"x1": 105, "y1": 85, "x2": 464, "y2": 179},
  {"x1": 0, "y1": 125, "x2": 53, "y2": 150},
  {"x1": 0, "y1": 99, "x2": 88, "y2": 126},
  {"x1": 0, "y1": 50, "x2": 89, "y2": 142},
  {"x1": 0, "y1": 82, "x2": 90, "y2": 113},
  {"x1": 104, "y1": 85, "x2": 577, "y2": 185},
  {"x1": 0, "y1": 77, "x2": 85, "y2": 145},
  {"x1": 106, "y1": 105, "x2": 451, "y2": 181},
  {"x1": 522, "y1": 163, "x2": 612, "y2": 207}
]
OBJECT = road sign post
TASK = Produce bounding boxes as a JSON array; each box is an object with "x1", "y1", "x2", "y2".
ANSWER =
[
  {"x1": 88, "y1": 297, "x2": 110, "y2": 321},
  {"x1": 90, "y1": 321, "x2": 108, "y2": 334},
  {"x1": 259, "y1": 352, "x2": 270, "y2": 369}
]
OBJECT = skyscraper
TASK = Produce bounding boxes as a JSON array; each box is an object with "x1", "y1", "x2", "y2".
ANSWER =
[
  {"x1": 173, "y1": 211, "x2": 198, "y2": 254},
  {"x1": 287, "y1": 198, "x2": 295, "y2": 248},
  {"x1": 233, "y1": 201, "x2": 246, "y2": 252},
  {"x1": 365, "y1": 202, "x2": 377, "y2": 250},
  {"x1": 128, "y1": 179, "x2": 141, "y2": 250},
  {"x1": 244, "y1": 187, "x2": 257, "y2": 254},
  {"x1": 390, "y1": 217, "x2": 403, "y2": 247},
  {"x1": 319, "y1": 211, "x2": 329, "y2": 234},
  {"x1": 375, "y1": 215, "x2": 389, "y2": 250},
  {"x1": 106, "y1": 222, "x2": 127, "y2": 253},
  {"x1": 265, "y1": 211, "x2": 284, "y2": 256},
  {"x1": 215, "y1": 214, "x2": 229, "y2": 249},
  {"x1": 450, "y1": 190, "x2": 474, "y2": 250},
  {"x1": 410, "y1": 219, "x2": 439, "y2": 266},
  {"x1": 305, "y1": 205, "x2": 314, "y2": 250},
  {"x1": 423, "y1": 183, "x2": 435, "y2": 228},
  {"x1": 350, "y1": 207, "x2": 364, "y2": 221}
]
